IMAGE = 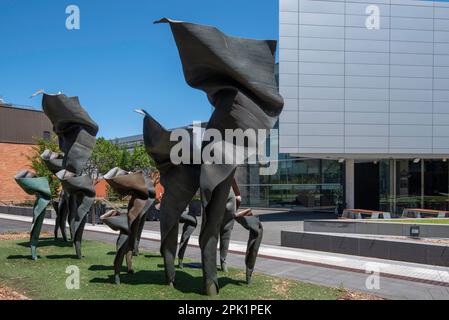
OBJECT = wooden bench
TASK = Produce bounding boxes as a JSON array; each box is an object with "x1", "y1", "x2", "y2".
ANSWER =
[
  {"x1": 402, "y1": 208, "x2": 449, "y2": 219},
  {"x1": 341, "y1": 209, "x2": 391, "y2": 220}
]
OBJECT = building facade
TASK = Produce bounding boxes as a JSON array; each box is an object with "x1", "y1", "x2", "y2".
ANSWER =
[
  {"x1": 278, "y1": 0, "x2": 449, "y2": 214},
  {"x1": 0, "y1": 103, "x2": 53, "y2": 204},
  {"x1": 111, "y1": 134, "x2": 145, "y2": 153}
]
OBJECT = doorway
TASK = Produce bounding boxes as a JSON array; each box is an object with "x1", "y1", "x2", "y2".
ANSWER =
[{"x1": 354, "y1": 162, "x2": 380, "y2": 211}]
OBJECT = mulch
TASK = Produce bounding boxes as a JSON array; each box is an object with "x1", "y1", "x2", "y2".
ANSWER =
[
  {"x1": 338, "y1": 291, "x2": 385, "y2": 300},
  {"x1": 0, "y1": 284, "x2": 29, "y2": 300},
  {"x1": 0, "y1": 231, "x2": 52, "y2": 241}
]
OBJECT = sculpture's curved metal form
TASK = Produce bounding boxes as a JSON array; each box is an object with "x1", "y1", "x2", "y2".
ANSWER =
[
  {"x1": 14, "y1": 170, "x2": 52, "y2": 260},
  {"x1": 41, "y1": 93, "x2": 99, "y2": 258},
  {"x1": 137, "y1": 108, "x2": 201, "y2": 288},
  {"x1": 233, "y1": 209, "x2": 263, "y2": 285},
  {"x1": 218, "y1": 190, "x2": 237, "y2": 273},
  {"x1": 56, "y1": 170, "x2": 96, "y2": 258},
  {"x1": 133, "y1": 175, "x2": 156, "y2": 257},
  {"x1": 152, "y1": 18, "x2": 284, "y2": 295},
  {"x1": 101, "y1": 168, "x2": 152, "y2": 284},
  {"x1": 41, "y1": 150, "x2": 69, "y2": 241},
  {"x1": 177, "y1": 190, "x2": 236, "y2": 273},
  {"x1": 176, "y1": 187, "x2": 261, "y2": 284},
  {"x1": 177, "y1": 211, "x2": 198, "y2": 269}
]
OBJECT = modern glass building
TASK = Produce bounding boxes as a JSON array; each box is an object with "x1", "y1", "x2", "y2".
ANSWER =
[{"x1": 241, "y1": 0, "x2": 449, "y2": 214}]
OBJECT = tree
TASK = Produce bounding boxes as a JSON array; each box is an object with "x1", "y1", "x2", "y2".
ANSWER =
[
  {"x1": 85, "y1": 137, "x2": 128, "y2": 181},
  {"x1": 85, "y1": 138, "x2": 155, "y2": 180},
  {"x1": 128, "y1": 144, "x2": 155, "y2": 173},
  {"x1": 28, "y1": 135, "x2": 156, "y2": 201},
  {"x1": 28, "y1": 135, "x2": 61, "y2": 199}
]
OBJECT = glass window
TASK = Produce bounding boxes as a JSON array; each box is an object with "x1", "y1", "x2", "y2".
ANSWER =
[
  {"x1": 424, "y1": 161, "x2": 449, "y2": 211},
  {"x1": 395, "y1": 160, "x2": 422, "y2": 214},
  {"x1": 237, "y1": 158, "x2": 342, "y2": 212},
  {"x1": 379, "y1": 160, "x2": 394, "y2": 213}
]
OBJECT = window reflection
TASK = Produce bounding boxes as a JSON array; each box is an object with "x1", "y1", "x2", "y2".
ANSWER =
[{"x1": 237, "y1": 159, "x2": 343, "y2": 212}]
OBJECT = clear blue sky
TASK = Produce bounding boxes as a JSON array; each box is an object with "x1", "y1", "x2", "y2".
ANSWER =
[{"x1": 0, "y1": 0, "x2": 279, "y2": 139}]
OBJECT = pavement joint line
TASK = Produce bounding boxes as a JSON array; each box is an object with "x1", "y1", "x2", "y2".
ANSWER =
[{"x1": 1, "y1": 213, "x2": 449, "y2": 287}]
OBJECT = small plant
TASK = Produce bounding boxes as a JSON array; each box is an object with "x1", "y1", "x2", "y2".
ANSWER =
[{"x1": 27, "y1": 134, "x2": 61, "y2": 199}]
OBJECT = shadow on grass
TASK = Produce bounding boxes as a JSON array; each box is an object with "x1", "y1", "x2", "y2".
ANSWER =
[
  {"x1": 90, "y1": 268, "x2": 245, "y2": 295},
  {"x1": 105, "y1": 252, "x2": 161, "y2": 259},
  {"x1": 181, "y1": 262, "x2": 202, "y2": 269},
  {"x1": 89, "y1": 265, "x2": 129, "y2": 272},
  {"x1": 17, "y1": 239, "x2": 72, "y2": 249},
  {"x1": 46, "y1": 254, "x2": 80, "y2": 260},
  {"x1": 7, "y1": 255, "x2": 35, "y2": 260}
]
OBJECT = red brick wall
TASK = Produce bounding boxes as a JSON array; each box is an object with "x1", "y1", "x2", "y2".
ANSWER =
[
  {"x1": 95, "y1": 179, "x2": 107, "y2": 199},
  {"x1": 0, "y1": 143, "x2": 35, "y2": 204}
]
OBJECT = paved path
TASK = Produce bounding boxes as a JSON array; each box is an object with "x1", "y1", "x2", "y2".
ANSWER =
[
  {"x1": 1, "y1": 213, "x2": 449, "y2": 300},
  {"x1": 143, "y1": 210, "x2": 335, "y2": 246}
]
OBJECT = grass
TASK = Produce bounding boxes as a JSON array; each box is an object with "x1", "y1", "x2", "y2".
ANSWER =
[
  {"x1": 380, "y1": 219, "x2": 449, "y2": 225},
  {"x1": 0, "y1": 237, "x2": 344, "y2": 300}
]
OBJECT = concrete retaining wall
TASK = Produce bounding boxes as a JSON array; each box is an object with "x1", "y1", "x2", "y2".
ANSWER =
[
  {"x1": 0, "y1": 205, "x2": 54, "y2": 219},
  {"x1": 304, "y1": 220, "x2": 449, "y2": 238},
  {"x1": 281, "y1": 231, "x2": 449, "y2": 267}
]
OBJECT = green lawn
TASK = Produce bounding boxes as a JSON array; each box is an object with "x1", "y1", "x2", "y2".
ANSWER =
[
  {"x1": 0, "y1": 237, "x2": 343, "y2": 300},
  {"x1": 381, "y1": 219, "x2": 449, "y2": 225}
]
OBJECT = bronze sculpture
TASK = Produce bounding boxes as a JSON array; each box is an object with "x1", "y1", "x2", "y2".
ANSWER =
[
  {"x1": 176, "y1": 180, "x2": 263, "y2": 283},
  {"x1": 41, "y1": 93, "x2": 99, "y2": 258},
  {"x1": 137, "y1": 17, "x2": 283, "y2": 295},
  {"x1": 14, "y1": 170, "x2": 52, "y2": 260},
  {"x1": 41, "y1": 150, "x2": 69, "y2": 241},
  {"x1": 100, "y1": 168, "x2": 154, "y2": 284},
  {"x1": 177, "y1": 179, "x2": 240, "y2": 274},
  {"x1": 177, "y1": 211, "x2": 198, "y2": 269}
]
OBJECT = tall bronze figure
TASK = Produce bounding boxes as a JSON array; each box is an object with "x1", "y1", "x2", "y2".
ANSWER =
[
  {"x1": 139, "y1": 18, "x2": 283, "y2": 295},
  {"x1": 177, "y1": 179, "x2": 238, "y2": 273},
  {"x1": 100, "y1": 168, "x2": 154, "y2": 284},
  {"x1": 177, "y1": 179, "x2": 263, "y2": 284},
  {"x1": 14, "y1": 170, "x2": 52, "y2": 260},
  {"x1": 137, "y1": 109, "x2": 200, "y2": 289},
  {"x1": 41, "y1": 150, "x2": 69, "y2": 241},
  {"x1": 41, "y1": 93, "x2": 99, "y2": 258},
  {"x1": 177, "y1": 211, "x2": 198, "y2": 269}
]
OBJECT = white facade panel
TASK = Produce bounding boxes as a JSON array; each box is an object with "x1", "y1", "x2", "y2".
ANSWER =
[
  {"x1": 298, "y1": 135, "x2": 345, "y2": 148},
  {"x1": 434, "y1": 137, "x2": 449, "y2": 149},
  {"x1": 279, "y1": 111, "x2": 298, "y2": 124},
  {"x1": 434, "y1": 102, "x2": 449, "y2": 114},
  {"x1": 298, "y1": 99, "x2": 345, "y2": 112},
  {"x1": 283, "y1": 98, "x2": 299, "y2": 111},
  {"x1": 345, "y1": 112, "x2": 389, "y2": 125},
  {"x1": 346, "y1": 136, "x2": 390, "y2": 148},
  {"x1": 280, "y1": 0, "x2": 299, "y2": 12},
  {"x1": 346, "y1": 100, "x2": 389, "y2": 113},
  {"x1": 299, "y1": 111, "x2": 344, "y2": 124},
  {"x1": 279, "y1": 49, "x2": 299, "y2": 61},
  {"x1": 390, "y1": 101, "x2": 433, "y2": 113},
  {"x1": 389, "y1": 137, "x2": 432, "y2": 149},
  {"x1": 390, "y1": 113, "x2": 432, "y2": 125},
  {"x1": 390, "y1": 125, "x2": 433, "y2": 137},
  {"x1": 345, "y1": 124, "x2": 389, "y2": 136},
  {"x1": 279, "y1": 0, "x2": 449, "y2": 156},
  {"x1": 299, "y1": 123, "x2": 344, "y2": 136}
]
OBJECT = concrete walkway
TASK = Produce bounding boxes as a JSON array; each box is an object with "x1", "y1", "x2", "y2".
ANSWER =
[
  {"x1": 1, "y1": 213, "x2": 449, "y2": 300},
  {"x1": 142, "y1": 209, "x2": 335, "y2": 246}
]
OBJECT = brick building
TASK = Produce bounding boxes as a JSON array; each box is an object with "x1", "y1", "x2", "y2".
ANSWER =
[{"x1": 0, "y1": 102, "x2": 53, "y2": 204}]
